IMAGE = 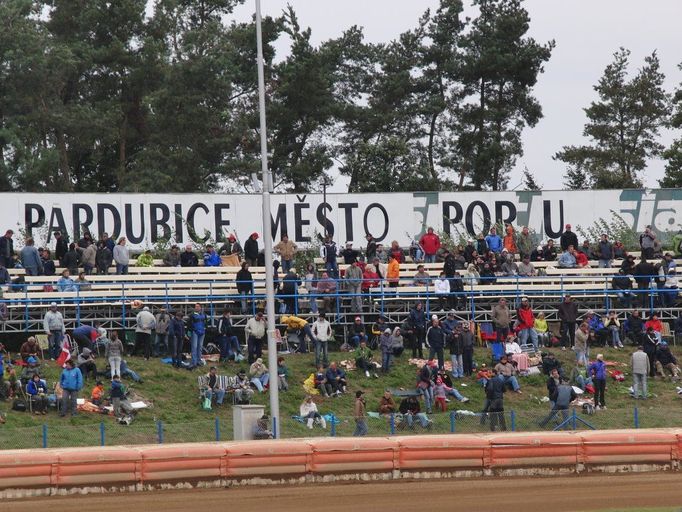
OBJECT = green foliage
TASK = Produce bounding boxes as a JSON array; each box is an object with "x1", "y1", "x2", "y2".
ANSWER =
[
  {"x1": 556, "y1": 48, "x2": 670, "y2": 189},
  {"x1": 660, "y1": 65, "x2": 682, "y2": 188},
  {"x1": 574, "y1": 211, "x2": 639, "y2": 250}
]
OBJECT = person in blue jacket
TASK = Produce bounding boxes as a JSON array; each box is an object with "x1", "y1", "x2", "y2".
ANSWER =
[
  {"x1": 203, "y1": 245, "x2": 221, "y2": 267},
  {"x1": 27, "y1": 374, "x2": 49, "y2": 414},
  {"x1": 187, "y1": 303, "x2": 207, "y2": 369},
  {"x1": 59, "y1": 359, "x2": 83, "y2": 417},
  {"x1": 588, "y1": 354, "x2": 608, "y2": 410},
  {"x1": 485, "y1": 227, "x2": 503, "y2": 254}
]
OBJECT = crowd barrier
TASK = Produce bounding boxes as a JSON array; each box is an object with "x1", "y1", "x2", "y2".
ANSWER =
[{"x1": 1, "y1": 429, "x2": 682, "y2": 498}]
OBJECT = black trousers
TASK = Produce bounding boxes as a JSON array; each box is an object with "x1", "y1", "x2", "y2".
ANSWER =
[
  {"x1": 594, "y1": 378, "x2": 606, "y2": 407},
  {"x1": 560, "y1": 321, "x2": 575, "y2": 348}
]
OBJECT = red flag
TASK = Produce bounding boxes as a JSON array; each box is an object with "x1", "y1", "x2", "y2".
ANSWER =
[{"x1": 56, "y1": 340, "x2": 71, "y2": 367}]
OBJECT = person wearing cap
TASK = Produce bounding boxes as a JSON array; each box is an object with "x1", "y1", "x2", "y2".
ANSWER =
[
  {"x1": 323, "y1": 236, "x2": 339, "y2": 279},
  {"x1": 219, "y1": 234, "x2": 243, "y2": 258},
  {"x1": 530, "y1": 244, "x2": 544, "y2": 262},
  {"x1": 349, "y1": 316, "x2": 367, "y2": 348},
  {"x1": 77, "y1": 347, "x2": 97, "y2": 381},
  {"x1": 426, "y1": 315, "x2": 446, "y2": 370},
  {"x1": 354, "y1": 340, "x2": 378, "y2": 378},
  {"x1": 516, "y1": 298, "x2": 538, "y2": 351},
  {"x1": 655, "y1": 342, "x2": 680, "y2": 381},
  {"x1": 340, "y1": 242, "x2": 359, "y2": 265},
  {"x1": 232, "y1": 369, "x2": 254, "y2": 404},
  {"x1": 19, "y1": 336, "x2": 40, "y2": 362},
  {"x1": 353, "y1": 390, "x2": 368, "y2": 436},
  {"x1": 560, "y1": 224, "x2": 578, "y2": 252},
  {"x1": 90, "y1": 379, "x2": 105, "y2": 406},
  {"x1": 312, "y1": 312, "x2": 332, "y2": 368},
  {"x1": 246, "y1": 311, "x2": 267, "y2": 363},
  {"x1": 249, "y1": 358, "x2": 269, "y2": 393},
  {"x1": 244, "y1": 233, "x2": 260, "y2": 267},
  {"x1": 134, "y1": 306, "x2": 156, "y2": 360},
  {"x1": 273, "y1": 234, "x2": 298, "y2": 273},
  {"x1": 588, "y1": 354, "x2": 608, "y2": 409}
]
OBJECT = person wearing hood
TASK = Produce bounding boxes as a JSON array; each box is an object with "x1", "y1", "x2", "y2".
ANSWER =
[
  {"x1": 380, "y1": 328, "x2": 393, "y2": 373},
  {"x1": 77, "y1": 347, "x2": 97, "y2": 381},
  {"x1": 202, "y1": 245, "x2": 221, "y2": 267},
  {"x1": 244, "y1": 233, "x2": 260, "y2": 267},
  {"x1": 655, "y1": 342, "x2": 680, "y2": 381}
]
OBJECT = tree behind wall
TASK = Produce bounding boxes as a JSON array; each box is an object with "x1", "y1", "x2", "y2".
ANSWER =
[
  {"x1": 660, "y1": 64, "x2": 682, "y2": 188},
  {"x1": 555, "y1": 48, "x2": 669, "y2": 189}
]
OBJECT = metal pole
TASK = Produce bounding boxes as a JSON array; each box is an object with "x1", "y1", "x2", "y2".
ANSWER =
[{"x1": 255, "y1": 0, "x2": 280, "y2": 438}]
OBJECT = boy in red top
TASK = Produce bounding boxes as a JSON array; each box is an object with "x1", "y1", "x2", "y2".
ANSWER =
[
  {"x1": 645, "y1": 313, "x2": 663, "y2": 342},
  {"x1": 575, "y1": 250, "x2": 589, "y2": 268},
  {"x1": 91, "y1": 380, "x2": 105, "y2": 406},
  {"x1": 420, "y1": 227, "x2": 441, "y2": 264},
  {"x1": 516, "y1": 297, "x2": 538, "y2": 351}
]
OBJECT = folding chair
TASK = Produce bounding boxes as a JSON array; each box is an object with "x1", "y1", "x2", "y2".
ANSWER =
[{"x1": 35, "y1": 334, "x2": 49, "y2": 360}]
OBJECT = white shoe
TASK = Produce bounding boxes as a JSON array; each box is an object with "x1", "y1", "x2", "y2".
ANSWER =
[
  {"x1": 461, "y1": 398, "x2": 470, "y2": 403},
  {"x1": 320, "y1": 418, "x2": 327, "y2": 429},
  {"x1": 307, "y1": 418, "x2": 314, "y2": 429},
  {"x1": 444, "y1": 398, "x2": 451, "y2": 403},
  {"x1": 365, "y1": 370, "x2": 370, "y2": 378}
]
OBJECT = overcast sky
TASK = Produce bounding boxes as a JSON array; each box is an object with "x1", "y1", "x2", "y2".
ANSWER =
[{"x1": 233, "y1": 0, "x2": 681, "y2": 192}]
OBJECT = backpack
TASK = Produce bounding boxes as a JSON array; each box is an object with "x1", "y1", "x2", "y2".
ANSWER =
[
  {"x1": 582, "y1": 403, "x2": 595, "y2": 415},
  {"x1": 202, "y1": 396, "x2": 212, "y2": 411},
  {"x1": 12, "y1": 398, "x2": 27, "y2": 412}
]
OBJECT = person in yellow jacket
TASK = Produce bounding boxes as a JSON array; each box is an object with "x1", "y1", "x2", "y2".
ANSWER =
[
  {"x1": 387, "y1": 254, "x2": 400, "y2": 288},
  {"x1": 280, "y1": 314, "x2": 316, "y2": 354},
  {"x1": 534, "y1": 312, "x2": 550, "y2": 348}
]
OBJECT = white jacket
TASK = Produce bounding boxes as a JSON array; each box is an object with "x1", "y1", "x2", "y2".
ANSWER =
[
  {"x1": 312, "y1": 319, "x2": 332, "y2": 342},
  {"x1": 44, "y1": 310, "x2": 65, "y2": 334},
  {"x1": 434, "y1": 278, "x2": 450, "y2": 294},
  {"x1": 135, "y1": 310, "x2": 156, "y2": 333},
  {"x1": 300, "y1": 401, "x2": 318, "y2": 417},
  {"x1": 245, "y1": 317, "x2": 266, "y2": 339}
]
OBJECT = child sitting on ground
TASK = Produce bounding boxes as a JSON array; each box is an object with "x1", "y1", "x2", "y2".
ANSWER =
[
  {"x1": 91, "y1": 380, "x2": 105, "y2": 406},
  {"x1": 477, "y1": 365, "x2": 492, "y2": 387}
]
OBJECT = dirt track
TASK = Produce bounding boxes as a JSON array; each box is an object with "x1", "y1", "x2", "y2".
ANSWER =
[{"x1": 4, "y1": 473, "x2": 682, "y2": 511}]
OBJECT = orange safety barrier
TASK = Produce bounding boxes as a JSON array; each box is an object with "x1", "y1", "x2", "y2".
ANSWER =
[
  {"x1": 4, "y1": 429, "x2": 682, "y2": 495},
  {"x1": 397, "y1": 435, "x2": 487, "y2": 470},
  {"x1": 487, "y1": 432, "x2": 580, "y2": 468}
]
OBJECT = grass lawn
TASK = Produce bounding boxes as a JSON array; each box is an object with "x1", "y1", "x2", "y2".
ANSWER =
[{"x1": 2, "y1": 342, "x2": 682, "y2": 447}]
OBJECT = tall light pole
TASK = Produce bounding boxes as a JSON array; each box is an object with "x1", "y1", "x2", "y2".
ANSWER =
[{"x1": 255, "y1": 0, "x2": 280, "y2": 437}]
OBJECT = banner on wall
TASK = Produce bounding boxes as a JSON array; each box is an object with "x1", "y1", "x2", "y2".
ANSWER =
[{"x1": 4, "y1": 189, "x2": 682, "y2": 250}]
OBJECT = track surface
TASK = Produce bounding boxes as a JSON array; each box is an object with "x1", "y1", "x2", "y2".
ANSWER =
[{"x1": 3, "y1": 473, "x2": 682, "y2": 511}]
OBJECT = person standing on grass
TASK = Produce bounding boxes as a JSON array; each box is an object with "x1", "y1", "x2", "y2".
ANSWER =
[
  {"x1": 169, "y1": 310, "x2": 186, "y2": 368},
  {"x1": 379, "y1": 328, "x2": 393, "y2": 373},
  {"x1": 135, "y1": 306, "x2": 156, "y2": 360},
  {"x1": 574, "y1": 322, "x2": 589, "y2": 367},
  {"x1": 59, "y1": 359, "x2": 83, "y2": 417},
  {"x1": 311, "y1": 312, "x2": 332, "y2": 368},
  {"x1": 557, "y1": 294, "x2": 578, "y2": 351},
  {"x1": 492, "y1": 298, "x2": 511, "y2": 343},
  {"x1": 589, "y1": 354, "x2": 607, "y2": 410},
  {"x1": 631, "y1": 346, "x2": 649, "y2": 399},
  {"x1": 187, "y1": 303, "x2": 207, "y2": 369},
  {"x1": 245, "y1": 311, "x2": 266, "y2": 363},
  {"x1": 154, "y1": 308, "x2": 171, "y2": 357},
  {"x1": 353, "y1": 390, "x2": 368, "y2": 436},
  {"x1": 105, "y1": 331, "x2": 125, "y2": 378}
]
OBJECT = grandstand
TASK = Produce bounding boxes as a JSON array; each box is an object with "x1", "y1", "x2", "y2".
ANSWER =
[{"x1": 2, "y1": 253, "x2": 680, "y2": 342}]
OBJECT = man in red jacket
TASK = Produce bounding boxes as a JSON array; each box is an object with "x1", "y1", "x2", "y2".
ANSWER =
[
  {"x1": 420, "y1": 227, "x2": 441, "y2": 263},
  {"x1": 516, "y1": 297, "x2": 538, "y2": 351}
]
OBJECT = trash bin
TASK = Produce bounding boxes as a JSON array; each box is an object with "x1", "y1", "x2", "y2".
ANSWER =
[{"x1": 233, "y1": 404, "x2": 265, "y2": 440}]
